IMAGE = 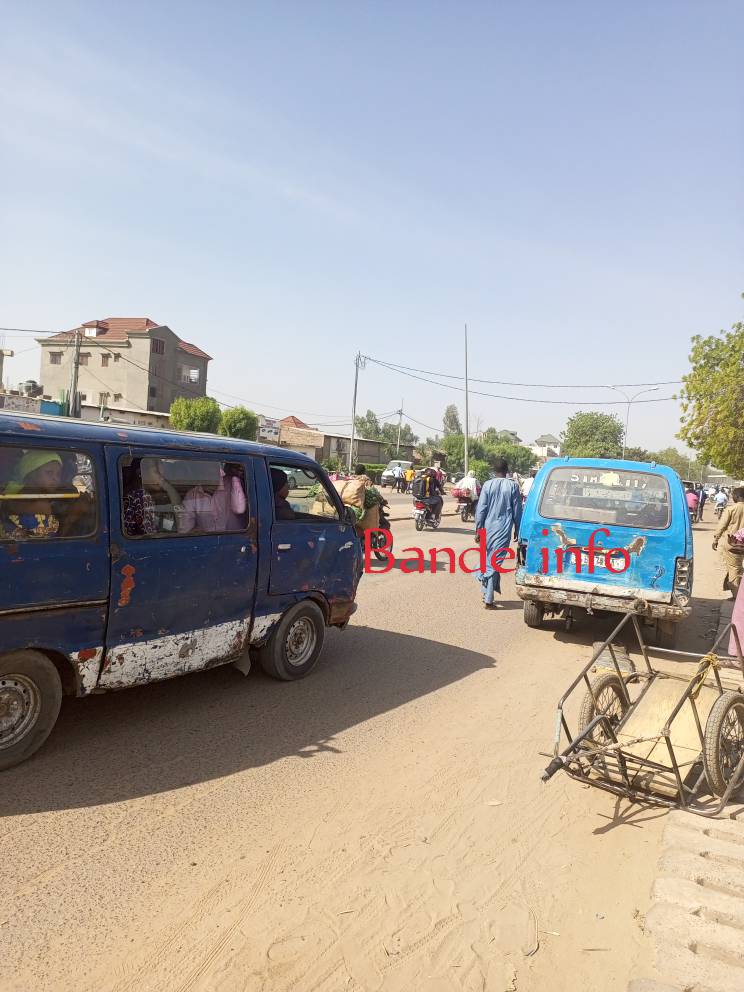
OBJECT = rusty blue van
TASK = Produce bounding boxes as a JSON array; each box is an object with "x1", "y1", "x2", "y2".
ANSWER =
[
  {"x1": 0, "y1": 412, "x2": 361, "y2": 769},
  {"x1": 515, "y1": 458, "x2": 693, "y2": 645}
]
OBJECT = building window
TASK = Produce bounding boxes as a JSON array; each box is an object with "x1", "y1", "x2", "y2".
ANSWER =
[
  {"x1": 179, "y1": 366, "x2": 200, "y2": 384},
  {"x1": 79, "y1": 353, "x2": 90, "y2": 366},
  {"x1": 149, "y1": 385, "x2": 157, "y2": 398},
  {"x1": 49, "y1": 351, "x2": 63, "y2": 365},
  {"x1": 113, "y1": 393, "x2": 122, "y2": 402},
  {"x1": 98, "y1": 392, "x2": 110, "y2": 406},
  {"x1": 79, "y1": 393, "x2": 87, "y2": 402},
  {"x1": 101, "y1": 354, "x2": 110, "y2": 367},
  {"x1": 113, "y1": 353, "x2": 121, "y2": 362},
  {"x1": 151, "y1": 339, "x2": 165, "y2": 355}
]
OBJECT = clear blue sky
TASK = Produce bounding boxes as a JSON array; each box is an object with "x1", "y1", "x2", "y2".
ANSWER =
[{"x1": 2, "y1": 1, "x2": 742, "y2": 450}]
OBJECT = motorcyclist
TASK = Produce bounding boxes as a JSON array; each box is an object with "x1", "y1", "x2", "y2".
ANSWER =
[
  {"x1": 714, "y1": 488, "x2": 729, "y2": 516},
  {"x1": 416, "y1": 467, "x2": 444, "y2": 521}
]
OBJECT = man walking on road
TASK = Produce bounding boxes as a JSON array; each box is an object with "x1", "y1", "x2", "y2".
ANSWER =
[
  {"x1": 713, "y1": 486, "x2": 744, "y2": 598},
  {"x1": 474, "y1": 458, "x2": 522, "y2": 609}
]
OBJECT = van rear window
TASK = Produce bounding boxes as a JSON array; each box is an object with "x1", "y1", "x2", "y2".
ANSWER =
[{"x1": 539, "y1": 467, "x2": 671, "y2": 529}]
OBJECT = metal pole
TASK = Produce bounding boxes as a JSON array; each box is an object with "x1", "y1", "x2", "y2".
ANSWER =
[
  {"x1": 0, "y1": 349, "x2": 14, "y2": 390},
  {"x1": 464, "y1": 324, "x2": 470, "y2": 474},
  {"x1": 68, "y1": 328, "x2": 82, "y2": 418},
  {"x1": 348, "y1": 352, "x2": 360, "y2": 472},
  {"x1": 623, "y1": 401, "x2": 630, "y2": 460},
  {"x1": 396, "y1": 398, "x2": 403, "y2": 456}
]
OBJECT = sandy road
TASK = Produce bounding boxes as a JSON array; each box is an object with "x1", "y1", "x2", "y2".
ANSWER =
[{"x1": 0, "y1": 513, "x2": 725, "y2": 992}]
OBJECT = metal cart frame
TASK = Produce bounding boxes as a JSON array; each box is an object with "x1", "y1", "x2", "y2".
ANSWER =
[{"x1": 542, "y1": 612, "x2": 744, "y2": 817}]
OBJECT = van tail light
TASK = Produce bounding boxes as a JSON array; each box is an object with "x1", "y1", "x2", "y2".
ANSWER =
[{"x1": 673, "y1": 558, "x2": 693, "y2": 606}]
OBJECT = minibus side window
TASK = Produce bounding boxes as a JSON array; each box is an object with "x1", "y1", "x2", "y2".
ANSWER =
[
  {"x1": 119, "y1": 456, "x2": 249, "y2": 538},
  {"x1": 269, "y1": 463, "x2": 340, "y2": 522},
  {"x1": 0, "y1": 444, "x2": 98, "y2": 541}
]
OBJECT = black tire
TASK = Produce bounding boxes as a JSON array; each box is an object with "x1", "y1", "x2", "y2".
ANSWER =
[
  {"x1": 523, "y1": 601, "x2": 544, "y2": 628},
  {"x1": 703, "y1": 691, "x2": 744, "y2": 797},
  {"x1": 578, "y1": 671, "x2": 629, "y2": 742},
  {"x1": 415, "y1": 516, "x2": 424, "y2": 532},
  {"x1": 460, "y1": 505, "x2": 470, "y2": 522},
  {"x1": 429, "y1": 516, "x2": 440, "y2": 530},
  {"x1": 655, "y1": 619, "x2": 679, "y2": 650},
  {"x1": 0, "y1": 650, "x2": 62, "y2": 771},
  {"x1": 258, "y1": 601, "x2": 326, "y2": 681},
  {"x1": 372, "y1": 530, "x2": 393, "y2": 561}
]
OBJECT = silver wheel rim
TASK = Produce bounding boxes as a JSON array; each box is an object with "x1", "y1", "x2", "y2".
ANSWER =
[
  {"x1": 0, "y1": 674, "x2": 42, "y2": 749},
  {"x1": 285, "y1": 617, "x2": 317, "y2": 668},
  {"x1": 719, "y1": 702, "x2": 744, "y2": 784}
]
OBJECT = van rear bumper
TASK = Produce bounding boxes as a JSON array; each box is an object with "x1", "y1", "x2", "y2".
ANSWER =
[{"x1": 516, "y1": 584, "x2": 690, "y2": 620}]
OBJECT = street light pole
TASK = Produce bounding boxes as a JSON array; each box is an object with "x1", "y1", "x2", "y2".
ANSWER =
[
  {"x1": 608, "y1": 385, "x2": 659, "y2": 458},
  {"x1": 464, "y1": 324, "x2": 470, "y2": 475}
]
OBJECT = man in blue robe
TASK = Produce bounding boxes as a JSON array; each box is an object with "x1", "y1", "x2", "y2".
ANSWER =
[{"x1": 474, "y1": 458, "x2": 523, "y2": 608}]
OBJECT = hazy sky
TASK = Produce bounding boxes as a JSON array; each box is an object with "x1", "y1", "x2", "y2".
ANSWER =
[{"x1": 2, "y1": 2, "x2": 742, "y2": 450}]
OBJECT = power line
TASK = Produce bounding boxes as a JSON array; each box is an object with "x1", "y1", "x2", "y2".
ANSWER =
[
  {"x1": 365, "y1": 355, "x2": 682, "y2": 389},
  {"x1": 365, "y1": 357, "x2": 678, "y2": 406}
]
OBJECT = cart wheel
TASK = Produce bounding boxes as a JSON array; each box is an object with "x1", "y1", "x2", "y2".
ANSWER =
[
  {"x1": 523, "y1": 601, "x2": 544, "y2": 628},
  {"x1": 703, "y1": 691, "x2": 744, "y2": 797},
  {"x1": 578, "y1": 671, "x2": 629, "y2": 743}
]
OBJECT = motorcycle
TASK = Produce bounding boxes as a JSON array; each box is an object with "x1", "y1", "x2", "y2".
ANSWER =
[
  {"x1": 715, "y1": 502, "x2": 727, "y2": 519},
  {"x1": 368, "y1": 500, "x2": 393, "y2": 561},
  {"x1": 452, "y1": 486, "x2": 478, "y2": 522},
  {"x1": 413, "y1": 499, "x2": 441, "y2": 531}
]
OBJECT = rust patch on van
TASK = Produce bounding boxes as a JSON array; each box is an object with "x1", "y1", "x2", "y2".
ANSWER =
[
  {"x1": 118, "y1": 564, "x2": 136, "y2": 606},
  {"x1": 78, "y1": 648, "x2": 98, "y2": 662},
  {"x1": 17, "y1": 421, "x2": 42, "y2": 432}
]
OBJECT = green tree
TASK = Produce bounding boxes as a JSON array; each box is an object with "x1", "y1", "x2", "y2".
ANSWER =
[
  {"x1": 169, "y1": 396, "x2": 222, "y2": 434},
  {"x1": 354, "y1": 409, "x2": 382, "y2": 439},
  {"x1": 483, "y1": 428, "x2": 522, "y2": 445},
  {"x1": 379, "y1": 421, "x2": 417, "y2": 459},
  {"x1": 624, "y1": 445, "x2": 649, "y2": 462},
  {"x1": 561, "y1": 412, "x2": 624, "y2": 458},
  {"x1": 469, "y1": 458, "x2": 491, "y2": 484},
  {"x1": 646, "y1": 446, "x2": 708, "y2": 481},
  {"x1": 440, "y1": 434, "x2": 485, "y2": 475},
  {"x1": 679, "y1": 316, "x2": 744, "y2": 477},
  {"x1": 482, "y1": 441, "x2": 536, "y2": 476},
  {"x1": 219, "y1": 406, "x2": 258, "y2": 440},
  {"x1": 442, "y1": 404, "x2": 462, "y2": 436}
]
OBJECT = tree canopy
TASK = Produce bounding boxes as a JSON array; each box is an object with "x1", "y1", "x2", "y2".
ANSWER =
[
  {"x1": 219, "y1": 406, "x2": 258, "y2": 441},
  {"x1": 353, "y1": 408, "x2": 418, "y2": 459},
  {"x1": 442, "y1": 404, "x2": 463, "y2": 436},
  {"x1": 440, "y1": 433, "x2": 536, "y2": 476},
  {"x1": 561, "y1": 412, "x2": 624, "y2": 459},
  {"x1": 169, "y1": 396, "x2": 223, "y2": 434},
  {"x1": 678, "y1": 318, "x2": 744, "y2": 478}
]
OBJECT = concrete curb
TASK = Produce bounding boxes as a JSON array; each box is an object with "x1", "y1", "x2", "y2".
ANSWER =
[{"x1": 629, "y1": 812, "x2": 744, "y2": 991}]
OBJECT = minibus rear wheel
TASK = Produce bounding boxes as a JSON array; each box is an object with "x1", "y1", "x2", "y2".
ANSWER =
[
  {"x1": 0, "y1": 651, "x2": 62, "y2": 770},
  {"x1": 259, "y1": 601, "x2": 326, "y2": 681},
  {"x1": 523, "y1": 601, "x2": 544, "y2": 628}
]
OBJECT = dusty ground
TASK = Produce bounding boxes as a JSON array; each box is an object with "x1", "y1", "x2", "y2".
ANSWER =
[{"x1": 0, "y1": 503, "x2": 727, "y2": 992}]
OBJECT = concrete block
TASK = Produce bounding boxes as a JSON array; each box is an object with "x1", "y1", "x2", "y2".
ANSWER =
[{"x1": 646, "y1": 901, "x2": 744, "y2": 992}]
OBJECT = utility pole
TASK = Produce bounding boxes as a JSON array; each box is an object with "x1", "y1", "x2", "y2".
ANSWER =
[
  {"x1": 348, "y1": 352, "x2": 365, "y2": 472},
  {"x1": 0, "y1": 349, "x2": 13, "y2": 391},
  {"x1": 464, "y1": 324, "x2": 470, "y2": 474},
  {"x1": 396, "y1": 398, "x2": 403, "y2": 456},
  {"x1": 68, "y1": 328, "x2": 82, "y2": 418}
]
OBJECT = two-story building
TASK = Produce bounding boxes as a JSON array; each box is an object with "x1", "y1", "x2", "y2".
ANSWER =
[{"x1": 38, "y1": 317, "x2": 211, "y2": 416}]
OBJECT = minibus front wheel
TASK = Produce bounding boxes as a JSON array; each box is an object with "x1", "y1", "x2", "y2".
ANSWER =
[
  {"x1": 258, "y1": 601, "x2": 326, "y2": 681},
  {"x1": 0, "y1": 650, "x2": 62, "y2": 770},
  {"x1": 523, "y1": 601, "x2": 544, "y2": 629}
]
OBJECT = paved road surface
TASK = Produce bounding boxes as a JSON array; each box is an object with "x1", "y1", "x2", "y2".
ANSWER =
[{"x1": 0, "y1": 515, "x2": 727, "y2": 992}]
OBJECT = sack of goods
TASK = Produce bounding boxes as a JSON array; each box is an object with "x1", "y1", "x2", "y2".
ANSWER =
[{"x1": 332, "y1": 478, "x2": 367, "y2": 510}]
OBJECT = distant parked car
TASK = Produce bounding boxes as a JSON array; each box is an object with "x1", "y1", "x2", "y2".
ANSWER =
[{"x1": 381, "y1": 459, "x2": 413, "y2": 488}]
